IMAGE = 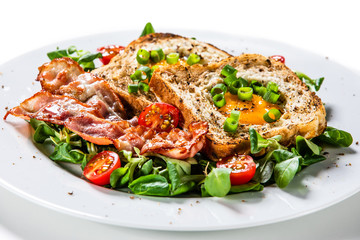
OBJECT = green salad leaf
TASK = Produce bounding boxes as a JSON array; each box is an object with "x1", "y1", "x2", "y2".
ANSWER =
[
  {"x1": 316, "y1": 126, "x2": 353, "y2": 147},
  {"x1": 204, "y1": 168, "x2": 232, "y2": 197},
  {"x1": 47, "y1": 46, "x2": 102, "y2": 71},
  {"x1": 295, "y1": 71, "x2": 324, "y2": 92},
  {"x1": 140, "y1": 22, "x2": 155, "y2": 37}
]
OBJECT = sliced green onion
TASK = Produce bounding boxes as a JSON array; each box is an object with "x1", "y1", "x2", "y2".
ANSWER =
[
  {"x1": 136, "y1": 49, "x2": 150, "y2": 65},
  {"x1": 230, "y1": 110, "x2": 240, "y2": 122},
  {"x1": 263, "y1": 90, "x2": 280, "y2": 104},
  {"x1": 138, "y1": 66, "x2": 152, "y2": 79},
  {"x1": 130, "y1": 69, "x2": 147, "y2": 81},
  {"x1": 250, "y1": 80, "x2": 262, "y2": 88},
  {"x1": 150, "y1": 48, "x2": 165, "y2": 63},
  {"x1": 166, "y1": 53, "x2": 179, "y2": 64},
  {"x1": 229, "y1": 80, "x2": 242, "y2": 95},
  {"x1": 213, "y1": 94, "x2": 226, "y2": 108},
  {"x1": 266, "y1": 81, "x2": 279, "y2": 93},
  {"x1": 238, "y1": 77, "x2": 249, "y2": 87},
  {"x1": 187, "y1": 53, "x2": 201, "y2": 66},
  {"x1": 221, "y1": 65, "x2": 237, "y2": 77},
  {"x1": 224, "y1": 74, "x2": 237, "y2": 86},
  {"x1": 128, "y1": 84, "x2": 139, "y2": 93},
  {"x1": 238, "y1": 87, "x2": 253, "y2": 101},
  {"x1": 139, "y1": 82, "x2": 150, "y2": 92},
  {"x1": 210, "y1": 83, "x2": 227, "y2": 96},
  {"x1": 224, "y1": 110, "x2": 240, "y2": 133},
  {"x1": 253, "y1": 85, "x2": 267, "y2": 97},
  {"x1": 223, "y1": 118, "x2": 238, "y2": 133},
  {"x1": 263, "y1": 109, "x2": 281, "y2": 123}
]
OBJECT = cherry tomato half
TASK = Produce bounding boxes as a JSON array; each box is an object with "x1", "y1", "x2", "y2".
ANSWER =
[
  {"x1": 138, "y1": 103, "x2": 180, "y2": 132},
  {"x1": 270, "y1": 55, "x2": 285, "y2": 64},
  {"x1": 216, "y1": 155, "x2": 256, "y2": 185},
  {"x1": 83, "y1": 151, "x2": 121, "y2": 186},
  {"x1": 97, "y1": 45, "x2": 125, "y2": 65}
]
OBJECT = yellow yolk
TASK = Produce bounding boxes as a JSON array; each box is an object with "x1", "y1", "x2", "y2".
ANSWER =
[{"x1": 219, "y1": 92, "x2": 281, "y2": 125}]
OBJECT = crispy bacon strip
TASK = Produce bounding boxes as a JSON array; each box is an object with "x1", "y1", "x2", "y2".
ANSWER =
[
  {"x1": 37, "y1": 57, "x2": 84, "y2": 93},
  {"x1": 140, "y1": 121, "x2": 208, "y2": 159},
  {"x1": 5, "y1": 57, "x2": 208, "y2": 159},
  {"x1": 3, "y1": 91, "x2": 102, "y2": 124},
  {"x1": 4, "y1": 91, "x2": 207, "y2": 158},
  {"x1": 37, "y1": 58, "x2": 126, "y2": 120}
]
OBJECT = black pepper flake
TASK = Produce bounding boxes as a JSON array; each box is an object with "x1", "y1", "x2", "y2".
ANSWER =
[
  {"x1": 1, "y1": 85, "x2": 4, "y2": 89},
  {"x1": 68, "y1": 191, "x2": 73, "y2": 195},
  {"x1": 356, "y1": 141, "x2": 359, "y2": 145},
  {"x1": 323, "y1": 152, "x2": 329, "y2": 155},
  {"x1": 33, "y1": 156, "x2": 36, "y2": 158},
  {"x1": 337, "y1": 153, "x2": 345, "y2": 156}
]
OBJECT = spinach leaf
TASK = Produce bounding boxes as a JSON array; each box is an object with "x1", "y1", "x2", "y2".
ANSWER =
[
  {"x1": 140, "y1": 22, "x2": 155, "y2": 37},
  {"x1": 272, "y1": 149, "x2": 299, "y2": 163},
  {"x1": 128, "y1": 174, "x2": 170, "y2": 196},
  {"x1": 295, "y1": 71, "x2": 324, "y2": 92},
  {"x1": 296, "y1": 136, "x2": 321, "y2": 156},
  {"x1": 46, "y1": 46, "x2": 102, "y2": 71},
  {"x1": 301, "y1": 155, "x2": 326, "y2": 166},
  {"x1": 249, "y1": 127, "x2": 270, "y2": 154},
  {"x1": 230, "y1": 182, "x2": 264, "y2": 193},
  {"x1": 167, "y1": 161, "x2": 181, "y2": 191},
  {"x1": 253, "y1": 151, "x2": 275, "y2": 183},
  {"x1": 204, "y1": 168, "x2": 232, "y2": 197},
  {"x1": 249, "y1": 127, "x2": 285, "y2": 154},
  {"x1": 274, "y1": 157, "x2": 300, "y2": 188},
  {"x1": 139, "y1": 159, "x2": 153, "y2": 176},
  {"x1": 171, "y1": 181, "x2": 196, "y2": 196},
  {"x1": 110, "y1": 167, "x2": 129, "y2": 188},
  {"x1": 49, "y1": 142, "x2": 85, "y2": 164},
  {"x1": 200, "y1": 184, "x2": 211, "y2": 197},
  {"x1": 316, "y1": 126, "x2": 353, "y2": 147},
  {"x1": 30, "y1": 119, "x2": 56, "y2": 143}
]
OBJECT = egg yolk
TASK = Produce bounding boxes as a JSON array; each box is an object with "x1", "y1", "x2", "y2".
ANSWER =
[{"x1": 218, "y1": 92, "x2": 281, "y2": 125}]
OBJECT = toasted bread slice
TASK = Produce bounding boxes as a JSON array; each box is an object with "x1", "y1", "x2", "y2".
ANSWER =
[
  {"x1": 92, "y1": 33, "x2": 231, "y2": 115},
  {"x1": 150, "y1": 54, "x2": 327, "y2": 160}
]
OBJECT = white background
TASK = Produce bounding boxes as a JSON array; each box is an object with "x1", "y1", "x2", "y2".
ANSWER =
[{"x1": 1, "y1": 0, "x2": 360, "y2": 239}]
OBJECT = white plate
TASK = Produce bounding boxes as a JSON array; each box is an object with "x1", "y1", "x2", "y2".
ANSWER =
[{"x1": 0, "y1": 30, "x2": 359, "y2": 231}]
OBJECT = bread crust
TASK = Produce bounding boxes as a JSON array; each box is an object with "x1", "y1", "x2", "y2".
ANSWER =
[
  {"x1": 150, "y1": 54, "x2": 327, "y2": 160},
  {"x1": 92, "y1": 33, "x2": 231, "y2": 115}
]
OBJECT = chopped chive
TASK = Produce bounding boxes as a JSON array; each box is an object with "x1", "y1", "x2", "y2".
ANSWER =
[
  {"x1": 238, "y1": 87, "x2": 253, "y2": 101},
  {"x1": 213, "y1": 94, "x2": 226, "y2": 108},
  {"x1": 210, "y1": 83, "x2": 227, "y2": 96},
  {"x1": 263, "y1": 90, "x2": 280, "y2": 104},
  {"x1": 128, "y1": 84, "x2": 139, "y2": 93},
  {"x1": 263, "y1": 109, "x2": 281, "y2": 123},
  {"x1": 150, "y1": 48, "x2": 165, "y2": 63},
  {"x1": 187, "y1": 53, "x2": 201, "y2": 66},
  {"x1": 136, "y1": 49, "x2": 150, "y2": 65},
  {"x1": 266, "y1": 81, "x2": 279, "y2": 93},
  {"x1": 221, "y1": 65, "x2": 237, "y2": 77},
  {"x1": 253, "y1": 85, "x2": 267, "y2": 97},
  {"x1": 230, "y1": 110, "x2": 240, "y2": 122},
  {"x1": 139, "y1": 82, "x2": 150, "y2": 92},
  {"x1": 224, "y1": 110, "x2": 240, "y2": 132},
  {"x1": 224, "y1": 74, "x2": 237, "y2": 86},
  {"x1": 224, "y1": 118, "x2": 238, "y2": 133},
  {"x1": 130, "y1": 69, "x2": 147, "y2": 81},
  {"x1": 166, "y1": 53, "x2": 179, "y2": 64},
  {"x1": 229, "y1": 80, "x2": 242, "y2": 95}
]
